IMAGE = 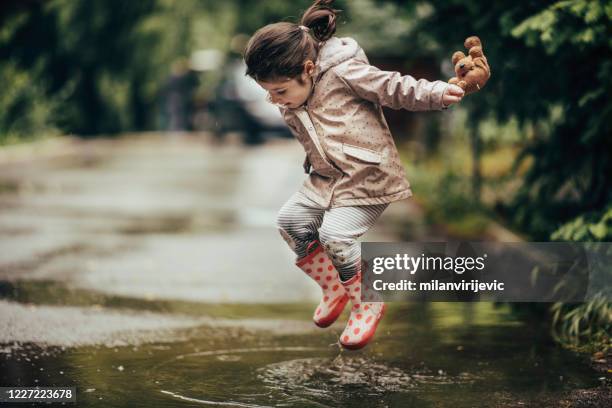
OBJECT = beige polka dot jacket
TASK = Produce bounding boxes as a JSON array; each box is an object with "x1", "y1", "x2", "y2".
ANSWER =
[{"x1": 281, "y1": 37, "x2": 450, "y2": 208}]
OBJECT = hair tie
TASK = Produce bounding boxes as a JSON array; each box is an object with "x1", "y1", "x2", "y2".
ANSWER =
[{"x1": 298, "y1": 25, "x2": 310, "y2": 33}]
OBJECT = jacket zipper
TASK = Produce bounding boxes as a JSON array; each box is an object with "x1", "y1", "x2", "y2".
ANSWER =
[{"x1": 296, "y1": 108, "x2": 336, "y2": 171}]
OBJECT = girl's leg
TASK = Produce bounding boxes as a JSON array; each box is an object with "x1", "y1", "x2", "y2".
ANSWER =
[
  {"x1": 276, "y1": 191, "x2": 325, "y2": 259},
  {"x1": 320, "y1": 204, "x2": 389, "y2": 350},
  {"x1": 318, "y1": 204, "x2": 389, "y2": 281},
  {"x1": 278, "y1": 193, "x2": 350, "y2": 328}
]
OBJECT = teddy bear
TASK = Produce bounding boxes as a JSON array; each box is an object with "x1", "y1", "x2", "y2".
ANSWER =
[{"x1": 448, "y1": 36, "x2": 490, "y2": 95}]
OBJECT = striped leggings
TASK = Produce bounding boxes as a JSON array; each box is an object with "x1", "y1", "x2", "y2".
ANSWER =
[{"x1": 277, "y1": 191, "x2": 388, "y2": 281}]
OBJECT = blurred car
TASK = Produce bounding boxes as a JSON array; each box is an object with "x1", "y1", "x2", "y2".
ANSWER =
[{"x1": 210, "y1": 60, "x2": 291, "y2": 144}]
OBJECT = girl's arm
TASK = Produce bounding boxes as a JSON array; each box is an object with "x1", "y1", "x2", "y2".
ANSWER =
[{"x1": 332, "y1": 59, "x2": 450, "y2": 111}]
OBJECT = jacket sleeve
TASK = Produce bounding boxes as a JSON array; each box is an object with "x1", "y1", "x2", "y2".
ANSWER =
[{"x1": 332, "y1": 59, "x2": 449, "y2": 111}]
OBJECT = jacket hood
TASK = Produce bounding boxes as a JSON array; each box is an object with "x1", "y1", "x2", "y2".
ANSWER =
[{"x1": 314, "y1": 37, "x2": 363, "y2": 78}]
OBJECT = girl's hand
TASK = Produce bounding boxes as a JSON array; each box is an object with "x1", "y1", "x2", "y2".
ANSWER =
[{"x1": 442, "y1": 84, "x2": 465, "y2": 107}]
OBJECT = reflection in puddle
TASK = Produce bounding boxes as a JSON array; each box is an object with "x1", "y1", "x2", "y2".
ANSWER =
[
  {"x1": 153, "y1": 346, "x2": 323, "y2": 372},
  {"x1": 216, "y1": 354, "x2": 242, "y2": 362},
  {"x1": 160, "y1": 389, "x2": 273, "y2": 407},
  {"x1": 172, "y1": 346, "x2": 321, "y2": 360}
]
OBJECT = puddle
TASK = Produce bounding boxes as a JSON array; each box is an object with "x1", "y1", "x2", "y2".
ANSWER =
[
  {"x1": 0, "y1": 302, "x2": 606, "y2": 408},
  {"x1": 0, "y1": 281, "x2": 605, "y2": 407}
]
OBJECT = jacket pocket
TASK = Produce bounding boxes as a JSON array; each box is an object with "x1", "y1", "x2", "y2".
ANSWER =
[{"x1": 342, "y1": 143, "x2": 382, "y2": 164}]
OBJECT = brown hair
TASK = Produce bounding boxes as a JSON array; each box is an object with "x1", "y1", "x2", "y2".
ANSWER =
[{"x1": 244, "y1": 0, "x2": 340, "y2": 81}]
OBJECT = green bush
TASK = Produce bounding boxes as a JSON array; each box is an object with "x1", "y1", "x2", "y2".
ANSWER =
[
  {"x1": 551, "y1": 207, "x2": 612, "y2": 242},
  {"x1": 0, "y1": 63, "x2": 57, "y2": 145},
  {"x1": 421, "y1": 171, "x2": 491, "y2": 238},
  {"x1": 551, "y1": 293, "x2": 611, "y2": 352},
  {"x1": 410, "y1": 0, "x2": 611, "y2": 351},
  {"x1": 550, "y1": 208, "x2": 612, "y2": 351}
]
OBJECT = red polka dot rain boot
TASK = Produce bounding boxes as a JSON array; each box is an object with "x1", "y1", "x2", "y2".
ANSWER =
[
  {"x1": 296, "y1": 241, "x2": 349, "y2": 328},
  {"x1": 339, "y1": 272, "x2": 386, "y2": 350}
]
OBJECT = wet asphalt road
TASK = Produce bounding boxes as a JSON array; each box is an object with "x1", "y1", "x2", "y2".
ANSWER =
[
  {"x1": 0, "y1": 133, "x2": 408, "y2": 348},
  {"x1": 0, "y1": 134, "x2": 607, "y2": 407}
]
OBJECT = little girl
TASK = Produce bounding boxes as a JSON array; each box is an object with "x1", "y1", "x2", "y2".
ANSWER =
[{"x1": 244, "y1": 0, "x2": 464, "y2": 350}]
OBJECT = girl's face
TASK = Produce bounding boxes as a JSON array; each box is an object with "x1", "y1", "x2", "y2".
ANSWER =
[{"x1": 257, "y1": 61, "x2": 315, "y2": 109}]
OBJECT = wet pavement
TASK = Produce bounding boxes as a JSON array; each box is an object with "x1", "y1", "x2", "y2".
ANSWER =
[{"x1": 0, "y1": 133, "x2": 608, "y2": 407}]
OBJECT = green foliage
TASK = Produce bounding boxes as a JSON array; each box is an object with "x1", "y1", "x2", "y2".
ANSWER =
[
  {"x1": 550, "y1": 209, "x2": 611, "y2": 351},
  {"x1": 551, "y1": 207, "x2": 612, "y2": 242},
  {"x1": 0, "y1": 0, "x2": 241, "y2": 138},
  {"x1": 0, "y1": 0, "x2": 156, "y2": 136},
  {"x1": 428, "y1": 171, "x2": 478, "y2": 219},
  {"x1": 508, "y1": 0, "x2": 611, "y2": 239},
  {"x1": 414, "y1": 0, "x2": 611, "y2": 240},
  {"x1": 477, "y1": 116, "x2": 526, "y2": 150},
  {"x1": 416, "y1": 169, "x2": 490, "y2": 238},
  {"x1": 408, "y1": 0, "x2": 611, "y2": 352},
  {"x1": 233, "y1": 0, "x2": 318, "y2": 33},
  {"x1": 0, "y1": 62, "x2": 57, "y2": 144},
  {"x1": 551, "y1": 293, "x2": 611, "y2": 351},
  {"x1": 1, "y1": 0, "x2": 325, "y2": 140},
  {"x1": 341, "y1": 0, "x2": 425, "y2": 57},
  {"x1": 0, "y1": 0, "x2": 418, "y2": 141},
  {"x1": 511, "y1": 0, "x2": 611, "y2": 53}
]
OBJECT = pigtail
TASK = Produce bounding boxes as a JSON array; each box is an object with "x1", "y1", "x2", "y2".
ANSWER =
[
  {"x1": 244, "y1": 1, "x2": 340, "y2": 80},
  {"x1": 300, "y1": 0, "x2": 340, "y2": 42}
]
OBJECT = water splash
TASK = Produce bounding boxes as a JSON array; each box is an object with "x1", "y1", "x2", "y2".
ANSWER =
[{"x1": 257, "y1": 354, "x2": 482, "y2": 397}]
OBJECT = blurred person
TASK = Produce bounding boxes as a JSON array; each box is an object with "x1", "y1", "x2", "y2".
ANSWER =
[
  {"x1": 162, "y1": 58, "x2": 198, "y2": 131},
  {"x1": 244, "y1": 0, "x2": 464, "y2": 350}
]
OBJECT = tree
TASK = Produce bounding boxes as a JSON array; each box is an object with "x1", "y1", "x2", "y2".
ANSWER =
[
  {"x1": 1, "y1": 0, "x2": 160, "y2": 135},
  {"x1": 411, "y1": 0, "x2": 611, "y2": 240}
]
